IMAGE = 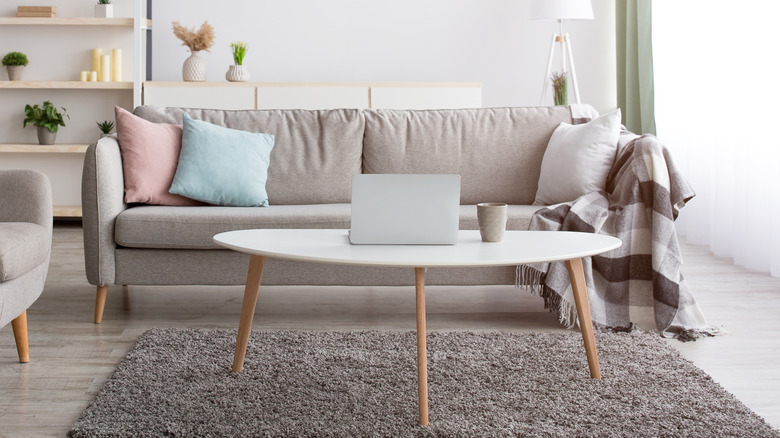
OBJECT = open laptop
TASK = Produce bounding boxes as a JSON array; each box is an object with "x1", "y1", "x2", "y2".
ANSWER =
[{"x1": 349, "y1": 174, "x2": 461, "y2": 245}]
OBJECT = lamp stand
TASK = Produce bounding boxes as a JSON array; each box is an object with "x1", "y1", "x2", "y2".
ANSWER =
[{"x1": 539, "y1": 19, "x2": 581, "y2": 105}]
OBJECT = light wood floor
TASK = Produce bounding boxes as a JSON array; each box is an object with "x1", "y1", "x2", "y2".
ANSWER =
[{"x1": 1, "y1": 223, "x2": 779, "y2": 437}]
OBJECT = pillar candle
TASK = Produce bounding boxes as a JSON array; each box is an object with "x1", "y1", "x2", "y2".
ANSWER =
[
  {"x1": 80, "y1": 71, "x2": 88, "y2": 82},
  {"x1": 112, "y1": 48, "x2": 122, "y2": 82},
  {"x1": 92, "y1": 48, "x2": 103, "y2": 78},
  {"x1": 90, "y1": 71, "x2": 98, "y2": 82},
  {"x1": 101, "y1": 55, "x2": 111, "y2": 82}
]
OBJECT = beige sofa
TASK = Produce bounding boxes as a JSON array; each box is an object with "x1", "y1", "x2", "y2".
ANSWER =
[{"x1": 82, "y1": 105, "x2": 589, "y2": 323}]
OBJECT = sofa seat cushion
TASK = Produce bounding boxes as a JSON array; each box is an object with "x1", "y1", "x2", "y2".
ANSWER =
[
  {"x1": 114, "y1": 204, "x2": 546, "y2": 250},
  {"x1": 0, "y1": 223, "x2": 49, "y2": 281},
  {"x1": 115, "y1": 204, "x2": 353, "y2": 249}
]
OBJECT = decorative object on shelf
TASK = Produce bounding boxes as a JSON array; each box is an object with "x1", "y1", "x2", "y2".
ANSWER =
[
  {"x1": 529, "y1": 0, "x2": 593, "y2": 105},
  {"x1": 552, "y1": 71, "x2": 568, "y2": 106},
  {"x1": 95, "y1": 0, "x2": 113, "y2": 18},
  {"x1": 226, "y1": 41, "x2": 249, "y2": 82},
  {"x1": 17, "y1": 6, "x2": 56, "y2": 18},
  {"x1": 92, "y1": 48, "x2": 102, "y2": 79},
  {"x1": 97, "y1": 120, "x2": 115, "y2": 138},
  {"x1": 172, "y1": 21, "x2": 215, "y2": 82},
  {"x1": 2, "y1": 51, "x2": 29, "y2": 81},
  {"x1": 101, "y1": 54, "x2": 111, "y2": 82},
  {"x1": 23, "y1": 101, "x2": 69, "y2": 145},
  {"x1": 112, "y1": 48, "x2": 122, "y2": 81}
]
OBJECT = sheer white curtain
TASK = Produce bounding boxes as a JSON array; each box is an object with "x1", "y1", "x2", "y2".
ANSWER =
[{"x1": 653, "y1": 1, "x2": 780, "y2": 277}]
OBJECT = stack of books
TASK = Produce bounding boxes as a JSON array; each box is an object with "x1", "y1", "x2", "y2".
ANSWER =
[{"x1": 17, "y1": 6, "x2": 56, "y2": 18}]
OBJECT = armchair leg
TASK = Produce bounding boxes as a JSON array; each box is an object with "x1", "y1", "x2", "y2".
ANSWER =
[
  {"x1": 94, "y1": 286, "x2": 108, "y2": 324},
  {"x1": 11, "y1": 311, "x2": 29, "y2": 363}
]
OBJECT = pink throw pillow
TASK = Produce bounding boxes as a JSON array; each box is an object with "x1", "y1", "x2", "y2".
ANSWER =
[{"x1": 114, "y1": 107, "x2": 202, "y2": 205}]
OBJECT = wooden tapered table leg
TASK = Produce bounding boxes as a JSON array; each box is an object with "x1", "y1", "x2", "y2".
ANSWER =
[
  {"x1": 232, "y1": 255, "x2": 267, "y2": 373},
  {"x1": 414, "y1": 267, "x2": 429, "y2": 426},
  {"x1": 11, "y1": 311, "x2": 29, "y2": 363},
  {"x1": 565, "y1": 258, "x2": 601, "y2": 379}
]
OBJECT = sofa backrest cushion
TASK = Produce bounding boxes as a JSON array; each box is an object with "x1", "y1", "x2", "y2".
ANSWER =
[
  {"x1": 133, "y1": 106, "x2": 364, "y2": 205},
  {"x1": 362, "y1": 107, "x2": 574, "y2": 205}
]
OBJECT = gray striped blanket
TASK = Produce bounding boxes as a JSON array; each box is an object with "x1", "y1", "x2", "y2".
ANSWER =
[{"x1": 519, "y1": 131, "x2": 722, "y2": 340}]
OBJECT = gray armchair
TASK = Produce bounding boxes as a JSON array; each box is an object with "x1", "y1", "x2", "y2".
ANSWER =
[{"x1": 0, "y1": 169, "x2": 52, "y2": 362}]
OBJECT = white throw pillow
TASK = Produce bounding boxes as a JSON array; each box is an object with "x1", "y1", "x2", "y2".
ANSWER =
[{"x1": 534, "y1": 109, "x2": 622, "y2": 205}]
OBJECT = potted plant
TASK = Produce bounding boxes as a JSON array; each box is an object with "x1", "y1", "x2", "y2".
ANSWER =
[
  {"x1": 551, "y1": 72, "x2": 568, "y2": 106},
  {"x1": 95, "y1": 0, "x2": 113, "y2": 18},
  {"x1": 23, "y1": 101, "x2": 69, "y2": 145},
  {"x1": 97, "y1": 120, "x2": 115, "y2": 138},
  {"x1": 172, "y1": 21, "x2": 215, "y2": 82},
  {"x1": 226, "y1": 41, "x2": 249, "y2": 82},
  {"x1": 2, "y1": 52, "x2": 29, "y2": 81}
]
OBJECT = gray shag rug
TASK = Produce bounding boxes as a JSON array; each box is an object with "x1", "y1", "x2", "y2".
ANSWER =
[{"x1": 69, "y1": 329, "x2": 779, "y2": 438}]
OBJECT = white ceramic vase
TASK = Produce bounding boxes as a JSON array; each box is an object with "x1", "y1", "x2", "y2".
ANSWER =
[
  {"x1": 225, "y1": 65, "x2": 250, "y2": 82},
  {"x1": 37, "y1": 127, "x2": 56, "y2": 145},
  {"x1": 6, "y1": 65, "x2": 24, "y2": 81},
  {"x1": 94, "y1": 4, "x2": 113, "y2": 18},
  {"x1": 182, "y1": 51, "x2": 207, "y2": 82}
]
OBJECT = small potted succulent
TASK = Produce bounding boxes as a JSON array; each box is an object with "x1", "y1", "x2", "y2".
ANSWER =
[
  {"x1": 2, "y1": 51, "x2": 29, "y2": 81},
  {"x1": 226, "y1": 41, "x2": 249, "y2": 82},
  {"x1": 97, "y1": 120, "x2": 115, "y2": 138},
  {"x1": 23, "y1": 101, "x2": 69, "y2": 145},
  {"x1": 95, "y1": 0, "x2": 113, "y2": 18}
]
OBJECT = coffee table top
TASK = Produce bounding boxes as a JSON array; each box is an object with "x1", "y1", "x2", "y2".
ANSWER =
[{"x1": 213, "y1": 229, "x2": 621, "y2": 267}]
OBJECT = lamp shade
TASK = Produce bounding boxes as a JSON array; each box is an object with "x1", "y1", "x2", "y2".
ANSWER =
[{"x1": 529, "y1": 0, "x2": 594, "y2": 20}]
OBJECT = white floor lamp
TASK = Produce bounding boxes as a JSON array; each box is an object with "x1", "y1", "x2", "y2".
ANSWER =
[{"x1": 529, "y1": 0, "x2": 593, "y2": 105}]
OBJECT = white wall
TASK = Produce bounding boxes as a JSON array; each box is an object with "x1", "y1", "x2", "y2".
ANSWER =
[{"x1": 152, "y1": 0, "x2": 616, "y2": 114}]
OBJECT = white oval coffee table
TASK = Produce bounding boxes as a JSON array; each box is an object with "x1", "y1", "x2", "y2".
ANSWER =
[{"x1": 213, "y1": 229, "x2": 621, "y2": 426}]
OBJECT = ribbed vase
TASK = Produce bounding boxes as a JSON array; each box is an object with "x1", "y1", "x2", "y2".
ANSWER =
[
  {"x1": 182, "y1": 51, "x2": 207, "y2": 82},
  {"x1": 225, "y1": 65, "x2": 250, "y2": 82}
]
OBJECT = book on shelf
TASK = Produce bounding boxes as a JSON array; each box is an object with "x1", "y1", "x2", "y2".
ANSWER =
[{"x1": 17, "y1": 6, "x2": 56, "y2": 17}]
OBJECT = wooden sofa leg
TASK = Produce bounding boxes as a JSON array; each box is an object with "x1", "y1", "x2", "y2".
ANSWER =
[
  {"x1": 11, "y1": 311, "x2": 29, "y2": 363},
  {"x1": 94, "y1": 286, "x2": 108, "y2": 324}
]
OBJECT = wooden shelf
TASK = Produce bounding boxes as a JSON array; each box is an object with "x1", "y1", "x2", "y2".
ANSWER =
[
  {"x1": 0, "y1": 81, "x2": 133, "y2": 89},
  {"x1": 0, "y1": 143, "x2": 90, "y2": 153},
  {"x1": 53, "y1": 205, "x2": 82, "y2": 217},
  {"x1": 144, "y1": 81, "x2": 483, "y2": 88},
  {"x1": 0, "y1": 17, "x2": 151, "y2": 28}
]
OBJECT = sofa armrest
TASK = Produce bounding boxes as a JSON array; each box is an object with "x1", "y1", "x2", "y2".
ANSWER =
[
  {"x1": 0, "y1": 169, "x2": 52, "y2": 233},
  {"x1": 81, "y1": 136, "x2": 127, "y2": 286}
]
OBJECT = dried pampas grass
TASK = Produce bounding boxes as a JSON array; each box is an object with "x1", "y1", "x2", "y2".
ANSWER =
[{"x1": 172, "y1": 21, "x2": 215, "y2": 52}]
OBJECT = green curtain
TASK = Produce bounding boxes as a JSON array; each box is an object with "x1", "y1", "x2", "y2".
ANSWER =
[{"x1": 616, "y1": 0, "x2": 656, "y2": 135}]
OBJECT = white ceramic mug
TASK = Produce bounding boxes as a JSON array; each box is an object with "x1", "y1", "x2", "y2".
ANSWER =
[{"x1": 477, "y1": 203, "x2": 508, "y2": 242}]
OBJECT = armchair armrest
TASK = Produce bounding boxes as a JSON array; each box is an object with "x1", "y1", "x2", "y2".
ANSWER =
[
  {"x1": 81, "y1": 136, "x2": 127, "y2": 286},
  {"x1": 0, "y1": 169, "x2": 52, "y2": 233}
]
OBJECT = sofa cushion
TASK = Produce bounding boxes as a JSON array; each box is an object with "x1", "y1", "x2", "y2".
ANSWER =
[
  {"x1": 114, "y1": 107, "x2": 201, "y2": 206},
  {"x1": 115, "y1": 204, "x2": 354, "y2": 249},
  {"x1": 169, "y1": 113, "x2": 275, "y2": 207},
  {"x1": 362, "y1": 107, "x2": 574, "y2": 205},
  {"x1": 114, "y1": 204, "x2": 546, "y2": 250},
  {"x1": 534, "y1": 109, "x2": 621, "y2": 205},
  {"x1": 0, "y1": 223, "x2": 49, "y2": 281},
  {"x1": 133, "y1": 107, "x2": 364, "y2": 205}
]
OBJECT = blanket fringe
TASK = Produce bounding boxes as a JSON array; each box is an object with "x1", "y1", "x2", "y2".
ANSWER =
[
  {"x1": 515, "y1": 264, "x2": 544, "y2": 293},
  {"x1": 516, "y1": 265, "x2": 578, "y2": 329},
  {"x1": 592, "y1": 322, "x2": 727, "y2": 342}
]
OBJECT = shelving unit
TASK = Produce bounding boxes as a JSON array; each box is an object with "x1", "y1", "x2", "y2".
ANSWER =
[{"x1": 0, "y1": 0, "x2": 151, "y2": 217}]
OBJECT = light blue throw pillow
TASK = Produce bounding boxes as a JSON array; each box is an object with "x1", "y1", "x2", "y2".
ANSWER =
[{"x1": 169, "y1": 113, "x2": 275, "y2": 207}]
